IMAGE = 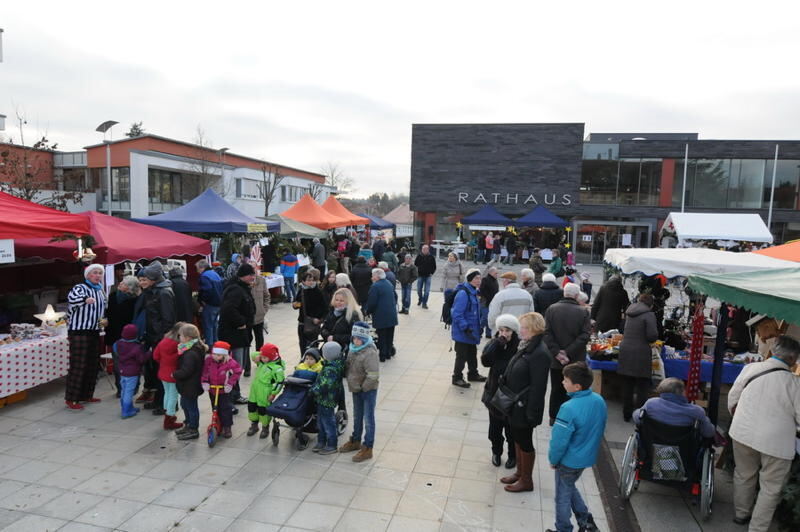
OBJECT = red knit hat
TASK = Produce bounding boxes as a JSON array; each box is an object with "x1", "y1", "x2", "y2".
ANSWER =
[
  {"x1": 212, "y1": 341, "x2": 231, "y2": 355},
  {"x1": 259, "y1": 343, "x2": 280, "y2": 362}
]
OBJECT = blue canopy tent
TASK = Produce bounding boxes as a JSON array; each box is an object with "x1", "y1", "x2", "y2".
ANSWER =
[
  {"x1": 133, "y1": 189, "x2": 279, "y2": 233},
  {"x1": 514, "y1": 206, "x2": 568, "y2": 228},
  {"x1": 461, "y1": 205, "x2": 515, "y2": 226},
  {"x1": 358, "y1": 213, "x2": 395, "y2": 230}
]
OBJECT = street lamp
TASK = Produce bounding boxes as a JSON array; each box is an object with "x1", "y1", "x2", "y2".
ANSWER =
[
  {"x1": 218, "y1": 147, "x2": 229, "y2": 195},
  {"x1": 95, "y1": 120, "x2": 118, "y2": 215}
]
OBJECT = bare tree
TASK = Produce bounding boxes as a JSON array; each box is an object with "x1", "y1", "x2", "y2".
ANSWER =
[
  {"x1": 309, "y1": 182, "x2": 326, "y2": 200},
  {"x1": 256, "y1": 162, "x2": 286, "y2": 216},
  {"x1": 321, "y1": 162, "x2": 355, "y2": 195},
  {"x1": 0, "y1": 111, "x2": 83, "y2": 211},
  {"x1": 184, "y1": 125, "x2": 229, "y2": 197}
]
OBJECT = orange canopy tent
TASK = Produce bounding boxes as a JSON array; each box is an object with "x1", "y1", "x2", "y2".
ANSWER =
[
  {"x1": 280, "y1": 194, "x2": 352, "y2": 230},
  {"x1": 753, "y1": 240, "x2": 800, "y2": 262},
  {"x1": 322, "y1": 196, "x2": 369, "y2": 226}
]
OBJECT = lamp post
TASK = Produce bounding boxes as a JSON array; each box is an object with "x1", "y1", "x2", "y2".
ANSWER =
[
  {"x1": 218, "y1": 147, "x2": 229, "y2": 195},
  {"x1": 95, "y1": 120, "x2": 118, "y2": 215}
]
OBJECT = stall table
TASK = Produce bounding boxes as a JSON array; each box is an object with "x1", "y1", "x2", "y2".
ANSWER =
[
  {"x1": 586, "y1": 355, "x2": 745, "y2": 384},
  {"x1": 0, "y1": 336, "x2": 70, "y2": 399}
]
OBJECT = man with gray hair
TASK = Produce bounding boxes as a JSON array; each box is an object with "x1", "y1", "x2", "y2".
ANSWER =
[
  {"x1": 727, "y1": 335, "x2": 800, "y2": 529},
  {"x1": 487, "y1": 271, "x2": 534, "y2": 331},
  {"x1": 365, "y1": 267, "x2": 398, "y2": 362},
  {"x1": 633, "y1": 378, "x2": 715, "y2": 437},
  {"x1": 543, "y1": 283, "x2": 591, "y2": 425}
]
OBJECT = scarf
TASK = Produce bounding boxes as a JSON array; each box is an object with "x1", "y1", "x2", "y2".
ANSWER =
[
  {"x1": 334, "y1": 308, "x2": 345, "y2": 317},
  {"x1": 85, "y1": 279, "x2": 103, "y2": 291},
  {"x1": 349, "y1": 337, "x2": 373, "y2": 352},
  {"x1": 178, "y1": 338, "x2": 198, "y2": 354}
]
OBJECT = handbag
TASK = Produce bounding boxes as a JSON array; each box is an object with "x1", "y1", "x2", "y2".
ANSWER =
[{"x1": 489, "y1": 376, "x2": 529, "y2": 417}]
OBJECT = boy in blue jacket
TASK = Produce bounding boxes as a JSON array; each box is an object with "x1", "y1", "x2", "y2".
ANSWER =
[
  {"x1": 547, "y1": 362, "x2": 606, "y2": 532},
  {"x1": 280, "y1": 249, "x2": 299, "y2": 303}
]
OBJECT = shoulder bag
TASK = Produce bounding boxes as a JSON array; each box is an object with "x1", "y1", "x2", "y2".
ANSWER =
[{"x1": 301, "y1": 290, "x2": 322, "y2": 340}]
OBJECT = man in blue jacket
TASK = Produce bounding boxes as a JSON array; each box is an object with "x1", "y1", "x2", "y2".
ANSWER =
[
  {"x1": 365, "y1": 268, "x2": 399, "y2": 362},
  {"x1": 450, "y1": 269, "x2": 486, "y2": 388},
  {"x1": 196, "y1": 259, "x2": 223, "y2": 345},
  {"x1": 547, "y1": 362, "x2": 606, "y2": 532}
]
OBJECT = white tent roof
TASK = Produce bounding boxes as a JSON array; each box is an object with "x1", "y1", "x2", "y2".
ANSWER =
[
  {"x1": 604, "y1": 247, "x2": 795, "y2": 279},
  {"x1": 661, "y1": 212, "x2": 773, "y2": 243}
]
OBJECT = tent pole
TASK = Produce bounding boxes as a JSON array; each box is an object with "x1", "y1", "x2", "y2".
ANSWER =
[{"x1": 708, "y1": 302, "x2": 728, "y2": 426}]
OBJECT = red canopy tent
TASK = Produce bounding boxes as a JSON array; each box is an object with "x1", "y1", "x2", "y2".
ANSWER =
[
  {"x1": 0, "y1": 191, "x2": 91, "y2": 239},
  {"x1": 281, "y1": 194, "x2": 352, "y2": 230},
  {"x1": 14, "y1": 211, "x2": 211, "y2": 264},
  {"x1": 322, "y1": 196, "x2": 369, "y2": 226}
]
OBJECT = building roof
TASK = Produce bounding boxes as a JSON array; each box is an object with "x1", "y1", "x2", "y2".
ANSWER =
[{"x1": 383, "y1": 203, "x2": 413, "y2": 224}]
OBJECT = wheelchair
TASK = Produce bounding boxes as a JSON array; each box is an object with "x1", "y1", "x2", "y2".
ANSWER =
[{"x1": 618, "y1": 410, "x2": 715, "y2": 520}]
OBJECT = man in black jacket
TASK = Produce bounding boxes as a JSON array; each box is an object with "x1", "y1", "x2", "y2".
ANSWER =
[
  {"x1": 533, "y1": 273, "x2": 563, "y2": 316},
  {"x1": 414, "y1": 245, "x2": 437, "y2": 309},
  {"x1": 169, "y1": 267, "x2": 194, "y2": 323},
  {"x1": 219, "y1": 263, "x2": 256, "y2": 404},
  {"x1": 350, "y1": 257, "x2": 373, "y2": 307},
  {"x1": 479, "y1": 266, "x2": 499, "y2": 338},
  {"x1": 543, "y1": 283, "x2": 591, "y2": 425}
]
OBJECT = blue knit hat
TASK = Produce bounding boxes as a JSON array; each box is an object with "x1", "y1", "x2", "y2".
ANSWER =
[{"x1": 351, "y1": 322, "x2": 372, "y2": 343}]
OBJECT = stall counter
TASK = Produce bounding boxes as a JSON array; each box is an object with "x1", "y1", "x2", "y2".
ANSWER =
[{"x1": 0, "y1": 336, "x2": 70, "y2": 398}]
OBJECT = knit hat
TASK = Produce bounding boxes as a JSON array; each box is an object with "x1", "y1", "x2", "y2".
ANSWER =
[
  {"x1": 322, "y1": 341, "x2": 343, "y2": 362},
  {"x1": 237, "y1": 263, "x2": 256, "y2": 277},
  {"x1": 259, "y1": 343, "x2": 280, "y2": 362},
  {"x1": 500, "y1": 271, "x2": 517, "y2": 281},
  {"x1": 83, "y1": 264, "x2": 104, "y2": 279},
  {"x1": 495, "y1": 314, "x2": 521, "y2": 333},
  {"x1": 121, "y1": 323, "x2": 138, "y2": 340},
  {"x1": 212, "y1": 341, "x2": 231, "y2": 355},
  {"x1": 303, "y1": 347, "x2": 321, "y2": 362},
  {"x1": 466, "y1": 269, "x2": 481, "y2": 282},
  {"x1": 139, "y1": 262, "x2": 165, "y2": 282},
  {"x1": 351, "y1": 321, "x2": 372, "y2": 342},
  {"x1": 542, "y1": 273, "x2": 556, "y2": 283}
]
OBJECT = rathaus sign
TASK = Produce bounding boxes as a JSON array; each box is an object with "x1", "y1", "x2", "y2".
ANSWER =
[{"x1": 458, "y1": 192, "x2": 572, "y2": 206}]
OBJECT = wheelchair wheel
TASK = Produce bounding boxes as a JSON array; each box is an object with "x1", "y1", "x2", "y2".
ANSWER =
[
  {"x1": 619, "y1": 433, "x2": 638, "y2": 500},
  {"x1": 700, "y1": 448, "x2": 714, "y2": 520},
  {"x1": 336, "y1": 409, "x2": 348, "y2": 436},
  {"x1": 271, "y1": 422, "x2": 280, "y2": 447}
]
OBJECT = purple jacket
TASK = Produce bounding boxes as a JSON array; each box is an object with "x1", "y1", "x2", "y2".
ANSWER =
[
  {"x1": 114, "y1": 324, "x2": 150, "y2": 377},
  {"x1": 634, "y1": 393, "x2": 715, "y2": 438}
]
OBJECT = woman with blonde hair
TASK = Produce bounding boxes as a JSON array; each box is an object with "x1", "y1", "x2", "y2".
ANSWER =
[{"x1": 321, "y1": 287, "x2": 364, "y2": 349}]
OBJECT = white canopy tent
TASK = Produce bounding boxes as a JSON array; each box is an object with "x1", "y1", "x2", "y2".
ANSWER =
[
  {"x1": 660, "y1": 212, "x2": 773, "y2": 246},
  {"x1": 604, "y1": 247, "x2": 795, "y2": 279}
]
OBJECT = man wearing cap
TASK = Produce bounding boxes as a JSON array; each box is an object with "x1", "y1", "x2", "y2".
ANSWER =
[
  {"x1": 487, "y1": 271, "x2": 534, "y2": 332},
  {"x1": 451, "y1": 269, "x2": 487, "y2": 388},
  {"x1": 219, "y1": 263, "x2": 257, "y2": 405}
]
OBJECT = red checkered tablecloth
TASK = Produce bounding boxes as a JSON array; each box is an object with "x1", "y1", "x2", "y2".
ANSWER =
[{"x1": 0, "y1": 336, "x2": 70, "y2": 398}]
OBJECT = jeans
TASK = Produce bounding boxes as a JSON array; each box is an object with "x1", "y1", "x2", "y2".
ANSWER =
[
  {"x1": 376, "y1": 327, "x2": 395, "y2": 361},
  {"x1": 317, "y1": 404, "x2": 338, "y2": 450},
  {"x1": 119, "y1": 376, "x2": 139, "y2": 417},
  {"x1": 417, "y1": 275, "x2": 432, "y2": 305},
  {"x1": 554, "y1": 465, "x2": 592, "y2": 532},
  {"x1": 484, "y1": 248, "x2": 493, "y2": 263},
  {"x1": 162, "y1": 381, "x2": 179, "y2": 416},
  {"x1": 284, "y1": 277, "x2": 296, "y2": 303},
  {"x1": 401, "y1": 283, "x2": 412, "y2": 311},
  {"x1": 480, "y1": 304, "x2": 491, "y2": 338},
  {"x1": 202, "y1": 304, "x2": 220, "y2": 345},
  {"x1": 476, "y1": 249, "x2": 484, "y2": 263},
  {"x1": 230, "y1": 347, "x2": 247, "y2": 401},
  {"x1": 351, "y1": 389, "x2": 377, "y2": 448},
  {"x1": 180, "y1": 395, "x2": 200, "y2": 429}
]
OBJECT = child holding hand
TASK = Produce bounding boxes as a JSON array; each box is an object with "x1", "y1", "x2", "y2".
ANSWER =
[
  {"x1": 201, "y1": 341, "x2": 243, "y2": 439},
  {"x1": 246, "y1": 343, "x2": 286, "y2": 439}
]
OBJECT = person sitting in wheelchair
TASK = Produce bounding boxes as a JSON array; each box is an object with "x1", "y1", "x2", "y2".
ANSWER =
[{"x1": 632, "y1": 377, "x2": 715, "y2": 438}]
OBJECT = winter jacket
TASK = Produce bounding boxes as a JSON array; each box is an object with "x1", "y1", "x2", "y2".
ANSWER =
[
  {"x1": 321, "y1": 309, "x2": 359, "y2": 349},
  {"x1": 113, "y1": 325, "x2": 150, "y2": 377},
  {"x1": 533, "y1": 281, "x2": 563, "y2": 316},
  {"x1": 450, "y1": 282, "x2": 481, "y2": 345},
  {"x1": 548, "y1": 256, "x2": 564, "y2": 276},
  {"x1": 481, "y1": 333, "x2": 520, "y2": 415},
  {"x1": 106, "y1": 289, "x2": 137, "y2": 346},
  {"x1": 500, "y1": 336, "x2": 552, "y2": 428},
  {"x1": 311, "y1": 242, "x2": 326, "y2": 268},
  {"x1": 248, "y1": 356, "x2": 285, "y2": 407},
  {"x1": 549, "y1": 389, "x2": 607, "y2": 469},
  {"x1": 372, "y1": 240, "x2": 386, "y2": 261},
  {"x1": 321, "y1": 282, "x2": 337, "y2": 306},
  {"x1": 280, "y1": 254, "x2": 299, "y2": 280},
  {"x1": 350, "y1": 263, "x2": 374, "y2": 305},
  {"x1": 311, "y1": 358, "x2": 346, "y2": 408},
  {"x1": 440, "y1": 260, "x2": 464, "y2": 292},
  {"x1": 479, "y1": 275, "x2": 499, "y2": 307},
  {"x1": 346, "y1": 341, "x2": 380, "y2": 393},
  {"x1": 521, "y1": 280, "x2": 538, "y2": 299},
  {"x1": 134, "y1": 280, "x2": 176, "y2": 349},
  {"x1": 365, "y1": 279, "x2": 398, "y2": 329},
  {"x1": 617, "y1": 302, "x2": 658, "y2": 378},
  {"x1": 485, "y1": 235, "x2": 494, "y2": 250},
  {"x1": 219, "y1": 278, "x2": 256, "y2": 348},
  {"x1": 382, "y1": 251, "x2": 398, "y2": 273},
  {"x1": 297, "y1": 285, "x2": 327, "y2": 324},
  {"x1": 251, "y1": 275, "x2": 270, "y2": 325},
  {"x1": 581, "y1": 281, "x2": 593, "y2": 304},
  {"x1": 505, "y1": 236, "x2": 517, "y2": 254},
  {"x1": 357, "y1": 248, "x2": 374, "y2": 261},
  {"x1": 173, "y1": 343, "x2": 206, "y2": 398},
  {"x1": 591, "y1": 278, "x2": 630, "y2": 333},
  {"x1": 198, "y1": 269, "x2": 224, "y2": 307},
  {"x1": 728, "y1": 357, "x2": 800, "y2": 460},
  {"x1": 296, "y1": 360, "x2": 323, "y2": 373},
  {"x1": 153, "y1": 337, "x2": 180, "y2": 383},
  {"x1": 201, "y1": 354, "x2": 243, "y2": 387},
  {"x1": 414, "y1": 253, "x2": 437, "y2": 277},
  {"x1": 169, "y1": 271, "x2": 194, "y2": 323},
  {"x1": 543, "y1": 298, "x2": 591, "y2": 370},
  {"x1": 487, "y1": 284, "x2": 534, "y2": 331},
  {"x1": 634, "y1": 393, "x2": 715, "y2": 438},
  {"x1": 529, "y1": 255, "x2": 546, "y2": 286},
  {"x1": 397, "y1": 263, "x2": 418, "y2": 286},
  {"x1": 226, "y1": 254, "x2": 242, "y2": 280}
]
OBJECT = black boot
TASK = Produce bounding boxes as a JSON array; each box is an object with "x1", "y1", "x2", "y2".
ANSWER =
[
  {"x1": 492, "y1": 453, "x2": 501, "y2": 467},
  {"x1": 505, "y1": 453, "x2": 516, "y2": 469},
  {"x1": 452, "y1": 377, "x2": 470, "y2": 389},
  {"x1": 246, "y1": 422, "x2": 259, "y2": 436}
]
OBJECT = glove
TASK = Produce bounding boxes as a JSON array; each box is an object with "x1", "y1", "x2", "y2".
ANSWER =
[
  {"x1": 496, "y1": 335, "x2": 508, "y2": 346},
  {"x1": 202, "y1": 383, "x2": 210, "y2": 392},
  {"x1": 224, "y1": 384, "x2": 233, "y2": 394}
]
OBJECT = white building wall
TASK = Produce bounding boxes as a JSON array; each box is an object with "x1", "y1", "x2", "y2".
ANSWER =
[{"x1": 225, "y1": 167, "x2": 334, "y2": 218}]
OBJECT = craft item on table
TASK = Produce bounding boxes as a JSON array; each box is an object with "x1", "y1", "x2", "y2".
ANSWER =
[{"x1": 686, "y1": 305, "x2": 705, "y2": 402}]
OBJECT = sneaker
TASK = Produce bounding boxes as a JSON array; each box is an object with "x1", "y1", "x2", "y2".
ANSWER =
[
  {"x1": 318, "y1": 447, "x2": 338, "y2": 455},
  {"x1": 352, "y1": 446, "x2": 373, "y2": 462},
  {"x1": 177, "y1": 428, "x2": 199, "y2": 440},
  {"x1": 339, "y1": 439, "x2": 361, "y2": 453},
  {"x1": 235, "y1": 397, "x2": 249, "y2": 405},
  {"x1": 81, "y1": 397, "x2": 102, "y2": 403},
  {"x1": 175, "y1": 425, "x2": 191, "y2": 435},
  {"x1": 452, "y1": 379, "x2": 471, "y2": 389},
  {"x1": 65, "y1": 401, "x2": 84, "y2": 410},
  {"x1": 422, "y1": 303, "x2": 428, "y2": 309},
  {"x1": 467, "y1": 374, "x2": 487, "y2": 382}
]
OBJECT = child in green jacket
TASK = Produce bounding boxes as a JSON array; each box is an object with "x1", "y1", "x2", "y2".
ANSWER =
[
  {"x1": 310, "y1": 342, "x2": 346, "y2": 454},
  {"x1": 246, "y1": 343, "x2": 286, "y2": 439}
]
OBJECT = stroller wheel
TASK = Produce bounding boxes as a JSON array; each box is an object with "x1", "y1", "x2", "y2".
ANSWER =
[
  {"x1": 336, "y1": 409, "x2": 348, "y2": 435},
  {"x1": 207, "y1": 427, "x2": 218, "y2": 448},
  {"x1": 271, "y1": 422, "x2": 280, "y2": 447},
  {"x1": 296, "y1": 431, "x2": 309, "y2": 451}
]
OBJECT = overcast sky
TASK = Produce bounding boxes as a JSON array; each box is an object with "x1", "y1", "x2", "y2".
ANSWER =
[{"x1": 3, "y1": 2, "x2": 800, "y2": 196}]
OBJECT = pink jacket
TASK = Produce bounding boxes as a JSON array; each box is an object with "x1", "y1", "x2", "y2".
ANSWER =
[{"x1": 201, "y1": 355, "x2": 243, "y2": 387}]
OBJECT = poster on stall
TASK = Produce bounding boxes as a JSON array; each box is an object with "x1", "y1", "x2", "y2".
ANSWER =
[
  {"x1": 0, "y1": 239, "x2": 14, "y2": 264},
  {"x1": 622, "y1": 233, "x2": 632, "y2": 246},
  {"x1": 297, "y1": 253, "x2": 310, "y2": 267}
]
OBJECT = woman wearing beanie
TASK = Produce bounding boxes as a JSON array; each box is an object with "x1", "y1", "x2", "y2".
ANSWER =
[
  {"x1": 338, "y1": 322, "x2": 379, "y2": 462},
  {"x1": 481, "y1": 314, "x2": 521, "y2": 469}
]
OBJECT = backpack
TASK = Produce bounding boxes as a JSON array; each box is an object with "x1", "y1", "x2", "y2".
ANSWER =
[{"x1": 441, "y1": 284, "x2": 469, "y2": 329}]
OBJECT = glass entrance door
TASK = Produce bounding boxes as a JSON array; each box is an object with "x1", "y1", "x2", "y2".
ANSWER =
[{"x1": 574, "y1": 223, "x2": 653, "y2": 264}]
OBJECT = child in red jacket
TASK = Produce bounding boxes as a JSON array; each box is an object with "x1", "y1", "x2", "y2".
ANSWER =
[
  {"x1": 153, "y1": 322, "x2": 185, "y2": 430},
  {"x1": 201, "y1": 341, "x2": 243, "y2": 439}
]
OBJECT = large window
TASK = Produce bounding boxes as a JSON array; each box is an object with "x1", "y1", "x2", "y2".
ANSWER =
[
  {"x1": 580, "y1": 158, "x2": 659, "y2": 206},
  {"x1": 692, "y1": 159, "x2": 729, "y2": 208},
  {"x1": 580, "y1": 160, "x2": 618, "y2": 204},
  {"x1": 280, "y1": 184, "x2": 308, "y2": 203},
  {"x1": 764, "y1": 159, "x2": 800, "y2": 209},
  {"x1": 728, "y1": 159, "x2": 765, "y2": 209},
  {"x1": 95, "y1": 166, "x2": 131, "y2": 204},
  {"x1": 148, "y1": 169, "x2": 201, "y2": 210}
]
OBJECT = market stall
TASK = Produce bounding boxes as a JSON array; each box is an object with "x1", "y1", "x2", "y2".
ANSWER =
[
  {"x1": 0, "y1": 191, "x2": 91, "y2": 239},
  {"x1": 659, "y1": 212, "x2": 773, "y2": 248},
  {"x1": 281, "y1": 194, "x2": 352, "y2": 230},
  {"x1": 264, "y1": 214, "x2": 328, "y2": 239},
  {"x1": 321, "y1": 196, "x2": 369, "y2": 227}
]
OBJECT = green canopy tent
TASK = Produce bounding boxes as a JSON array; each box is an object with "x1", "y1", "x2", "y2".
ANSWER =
[{"x1": 265, "y1": 214, "x2": 328, "y2": 239}]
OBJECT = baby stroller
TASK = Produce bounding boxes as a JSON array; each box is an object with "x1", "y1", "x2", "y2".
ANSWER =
[{"x1": 264, "y1": 341, "x2": 348, "y2": 450}]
